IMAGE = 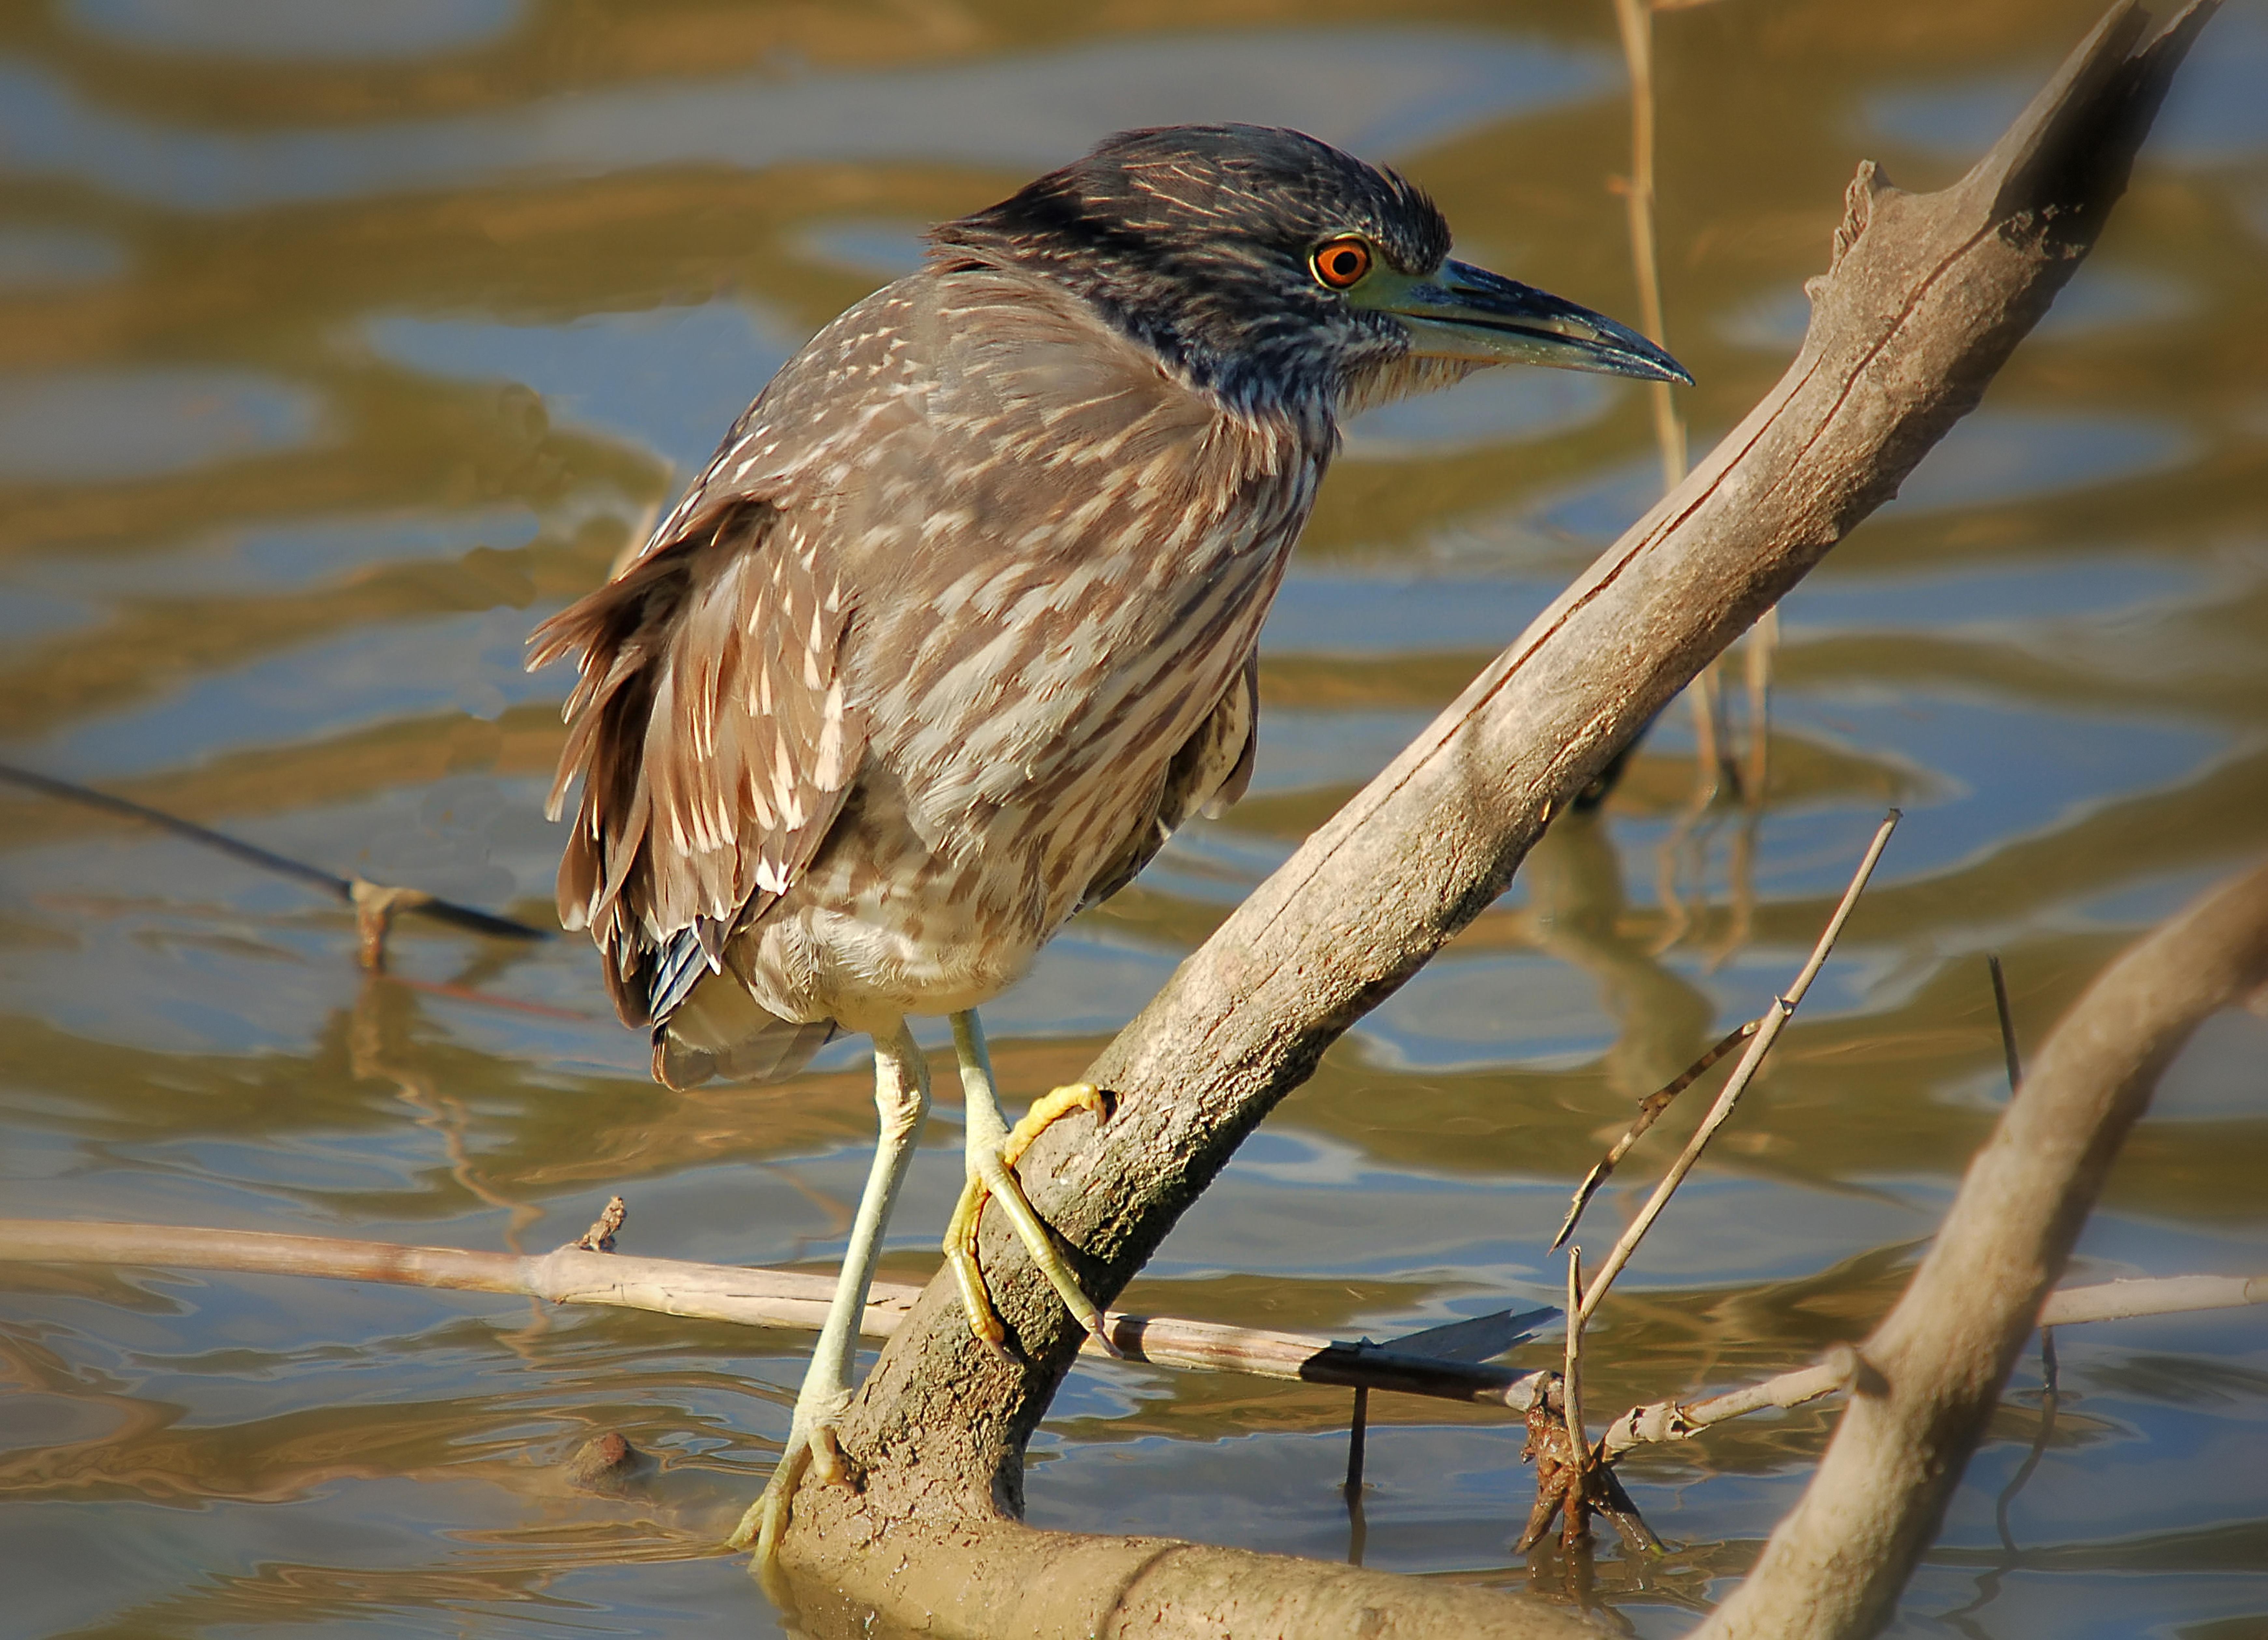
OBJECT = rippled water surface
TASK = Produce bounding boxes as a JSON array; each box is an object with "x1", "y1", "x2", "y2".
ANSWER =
[{"x1": 3, "y1": 2, "x2": 2265, "y2": 1636}]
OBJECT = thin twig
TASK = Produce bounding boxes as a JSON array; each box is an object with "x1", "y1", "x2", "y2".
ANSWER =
[
  {"x1": 1553, "y1": 1018, "x2": 1760, "y2": 1250},
  {"x1": 1988, "y1": 953, "x2": 2023, "y2": 1092},
  {"x1": 1561, "y1": 1247, "x2": 1589, "y2": 1547},
  {"x1": 1577, "y1": 811, "x2": 1901, "y2": 1326},
  {"x1": 1343, "y1": 1385, "x2": 1369, "y2": 1503},
  {"x1": 0, "y1": 760, "x2": 550, "y2": 949},
  {"x1": 1599, "y1": 1354, "x2": 1852, "y2": 1456}
]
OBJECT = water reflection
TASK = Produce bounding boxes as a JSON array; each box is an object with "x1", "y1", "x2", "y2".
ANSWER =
[
  {"x1": 792, "y1": 218, "x2": 929, "y2": 282},
  {"x1": 65, "y1": 0, "x2": 526, "y2": 60},
  {"x1": 0, "y1": 225, "x2": 127, "y2": 290},
  {"x1": 367, "y1": 302, "x2": 792, "y2": 473},
  {"x1": 1885, "y1": 411, "x2": 2199, "y2": 517},
  {"x1": 1716, "y1": 264, "x2": 2198, "y2": 352},
  {"x1": 0, "y1": 29, "x2": 1615, "y2": 211},
  {"x1": 1863, "y1": 0, "x2": 2268, "y2": 164},
  {"x1": 1344, "y1": 366, "x2": 1621, "y2": 459},
  {"x1": 0, "y1": 367, "x2": 321, "y2": 482}
]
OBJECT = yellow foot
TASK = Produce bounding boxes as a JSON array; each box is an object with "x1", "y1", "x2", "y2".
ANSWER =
[
  {"x1": 726, "y1": 1424, "x2": 852, "y2": 1559},
  {"x1": 944, "y1": 1083, "x2": 1122, "y2": 1361}
]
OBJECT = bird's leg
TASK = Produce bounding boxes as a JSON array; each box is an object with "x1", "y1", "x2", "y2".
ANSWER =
[
  {"x1": 728, "y1": 1019, "x2": 930, "y2": 1559},
  {"x1": 943, "y1": 1009, "x2": 1118, "y2": 1359}
]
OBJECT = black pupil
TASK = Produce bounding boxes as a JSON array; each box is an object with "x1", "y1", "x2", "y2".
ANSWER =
[{"x1": 1324, "y1": 247, "x2": 1361, "y2": 282}]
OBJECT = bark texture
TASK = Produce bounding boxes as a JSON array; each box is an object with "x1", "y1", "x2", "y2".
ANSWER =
[
  {"x1": 782, "y1": 1519, "x2": 1604, "y2": 1640},
  {"x1": 1695, "y1": 858, "x2": 2268, "y2": 1639},
  {"x1": 780, "y1": 0, "x2": 2221, "y2": 1624}
]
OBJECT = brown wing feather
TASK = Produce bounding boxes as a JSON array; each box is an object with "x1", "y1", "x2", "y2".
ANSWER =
[
  {"x1": 1077, "y1": 653, "x2": 1259, "y2": 911},
  {"x1": 529, "y1": 499, "x2": 862, "y2": 1027}
]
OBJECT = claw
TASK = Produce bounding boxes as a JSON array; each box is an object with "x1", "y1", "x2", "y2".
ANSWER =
[
  {"x1": 729, "y1": 1419, "x2": 860, "y2": 1561},
  {"x1": 944, "y1": 1083, "x2": 1123, "y2": 1360},
  {"x1": 728, "y1": 1431, "x2": 812, "y2": 1556}
]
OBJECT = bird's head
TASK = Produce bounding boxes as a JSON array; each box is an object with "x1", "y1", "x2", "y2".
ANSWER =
[{"x1": 930, "y1": 123, "x2": 1689, "y2": 419}]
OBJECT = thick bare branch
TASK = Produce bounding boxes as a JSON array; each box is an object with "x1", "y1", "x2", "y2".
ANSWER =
[
  {"x1": 1696, "y1": 854, "x2": 2268, "y2": 1639},
  {"x1": 778, "y1": 1519, "x2": 1605, "y2": 1640},
  {"x1": 816, "y1": 2, "x2": 2226, "y2": 1560}
]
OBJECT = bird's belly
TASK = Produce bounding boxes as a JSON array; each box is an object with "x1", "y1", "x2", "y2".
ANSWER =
[
  {"x1": 733, "y1": 731, "x2": 1177, "y2": 1032},
  {"x1": 732, "y1": 783, "x2": 1057, "y2": 1032}
]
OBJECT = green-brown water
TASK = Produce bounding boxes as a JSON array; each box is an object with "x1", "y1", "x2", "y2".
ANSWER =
[{"x1": 3, "y1": 2, "x2": 2264, "y2": 1635}]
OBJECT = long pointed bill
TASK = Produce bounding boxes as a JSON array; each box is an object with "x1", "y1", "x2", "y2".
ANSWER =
[{"x1": 1366, "y1": 258, "x2": 1691, "y2": 384}]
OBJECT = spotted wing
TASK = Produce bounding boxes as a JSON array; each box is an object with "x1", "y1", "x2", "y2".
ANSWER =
[
  {"x1": 1077, "y1": 654, "x2": 1259, "y2": 911},
  {"x1": 529, "y1": 498, "x2": 861, "y2": 1029}
]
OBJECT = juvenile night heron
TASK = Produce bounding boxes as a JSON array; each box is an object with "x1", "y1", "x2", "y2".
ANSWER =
[{"x1": 530, "y1": 123, "x2": 1686, "y2": 1555}]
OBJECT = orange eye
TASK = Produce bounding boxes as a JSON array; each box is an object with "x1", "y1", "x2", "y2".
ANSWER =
[{"x1": 1311, "y1": 238, "x2": 1372, "y2": 290}]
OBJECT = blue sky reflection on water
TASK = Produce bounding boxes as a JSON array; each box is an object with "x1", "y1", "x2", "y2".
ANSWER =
[
  {"x1": 0, "y1": 28, "x2": 1613, "y2": 211},
  {"x1": 0, "y1": 367, "x2": 323, "y2": 482},
  {"x1": 366, "y1": 302, "x2": 792, "y2": 476}
]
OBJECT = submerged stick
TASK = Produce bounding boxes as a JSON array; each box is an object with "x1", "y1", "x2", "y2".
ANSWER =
[
  {"x1": 1576, "y1": 810, "x2": 1900, "y2": 1325},
  {"x1": 1988, "y1": 953, "x2": 2023, "y2": 1091},
  {"x1": 0, "y1": 760, "x2": 550, "y2": 955}
]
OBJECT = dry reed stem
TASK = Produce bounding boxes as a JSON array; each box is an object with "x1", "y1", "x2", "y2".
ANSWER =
[
  {"x1": 1554, "y1": 1017, "x2": 1759, "y2": 1250},
  {"x1": 1576, "y1": 810, "x2": 1900, "y2": 1326}
]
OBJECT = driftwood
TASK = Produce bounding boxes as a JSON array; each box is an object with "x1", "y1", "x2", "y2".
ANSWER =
[
  {"x1": 0, "y1": 1220, "x2": 1538, "y2": 1409},
  {"x1": 7, "y1": 1216, "x2": 2254, "y2": 1448},
  {"x1": 783, "y1": 16, "x2": 2222, "y2": 1631}
]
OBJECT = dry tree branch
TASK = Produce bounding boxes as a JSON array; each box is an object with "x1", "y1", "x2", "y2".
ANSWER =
[
  {"x1": 10, "y1": 1217, "x2": 2255, "y2": 1466},
  {"x1": 1695, "y1": 853, "x2": 2268, "y2": 1640},
  {"x1": 791, "y1": 15, "x2": 2225, "y2": 1619},
  {"x1": 0, "y1": 1218, "x2": 1547, "y2": 1408}
]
